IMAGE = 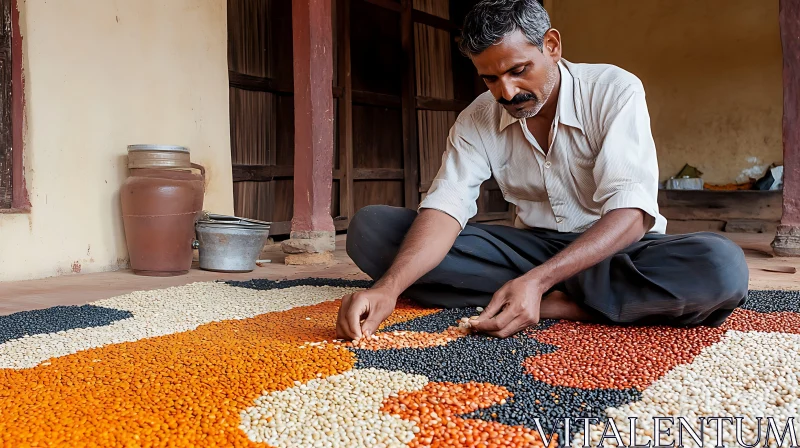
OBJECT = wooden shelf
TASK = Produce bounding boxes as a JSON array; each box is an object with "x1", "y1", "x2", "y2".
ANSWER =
[{"x1": 658, "y1": 189, "x2": 782, "y2": 221}]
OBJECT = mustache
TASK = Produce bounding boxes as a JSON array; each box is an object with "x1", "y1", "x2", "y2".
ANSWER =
[{"x1": 497, "y1": 93, "x2": 536, "y2": 105}]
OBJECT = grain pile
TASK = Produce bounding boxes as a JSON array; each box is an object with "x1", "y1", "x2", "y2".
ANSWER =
[{"x1": 0, "y1": 279, "x2": 799, "y2": 448}]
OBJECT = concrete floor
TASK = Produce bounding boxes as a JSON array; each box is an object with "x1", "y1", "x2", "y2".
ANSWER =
[{"x1": 1, "y1": 232, "x2": 798, "y2": 316}]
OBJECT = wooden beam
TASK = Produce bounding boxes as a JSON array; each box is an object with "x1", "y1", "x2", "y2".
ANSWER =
[
  {"x1": 229, "y1": 69, "x2": 401, "y2": 111},
  {"x1": 400, "y1": 0, "x2": 420, "y2": 210},
  {"x1": 411, "y1": 9, "x2": 460, "y2": 33},
  {"x1": 232, "y1": 165, "x2": 294, "y2": 182},
  {"x1": 362, "y1": 0, "x2": 402, "y2": 13},
  {"x1": 337, "y1": 0, "x2": 355, "y2": 220},
  {"x1": 416, "y1": 96, "x2": 470, "y2": 112},
  {"x1": 228, "y1": 75, "x2": 396, "y2": 114},
  {"x1": 353, "y1": 168, "x2": 404, "y2": 180},
  {"x1": 235, "y1": 165, "x2": 403, "y2": 183},
  {"x1": 229, "y1": 70, "x2": 345, "y2": 99},
  {"x1": 772, "y1": 0, "x2": 800, "y2": 256},
  {"x1": 228, "y1": 71, "x2": 291, "y2": 95},
  {"x1": 352, "y1": 90, "x2": 402, "y2": 108}
]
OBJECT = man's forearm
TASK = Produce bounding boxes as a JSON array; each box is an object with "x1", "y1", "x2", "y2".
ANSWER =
[
  {"x1": 522, "y1": 209, "x2": 653, "y2": 292},
  {"x1": 373, "y1": 209, "x2": 462, "y2": 296}
]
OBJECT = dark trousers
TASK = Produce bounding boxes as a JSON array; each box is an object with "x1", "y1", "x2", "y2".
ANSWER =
[{"x1": 345, "y1": 205, "x2": 750, "y2": 327}]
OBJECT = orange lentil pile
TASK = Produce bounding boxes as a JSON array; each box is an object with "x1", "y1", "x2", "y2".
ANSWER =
[
  {"x1": 345, "y1": 325, "x2": 471, "y2": 350},
  {"x1": 0, "y1": 297, "x2": 435, "y2": 448},
  {"x1": 234, "y1": 297, "x2": 439, "y2": 345},
  {"x1": 382, "y1": 382, "x2": 557, "y2": 448}
]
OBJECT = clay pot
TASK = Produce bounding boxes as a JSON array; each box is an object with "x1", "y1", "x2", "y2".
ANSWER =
[{"x1": 120, "y1": 168, "x2": 204, "y2": 276}]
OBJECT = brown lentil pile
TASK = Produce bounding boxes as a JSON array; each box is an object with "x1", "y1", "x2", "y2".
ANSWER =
[
  {"x1": 523, "y1": 307, "x2": 800, "y2": 390},
  {"x1": 720, "y1": 308, "x2": 800, "y2": 334},
  {"x1": 523, "y1": 321, "x2": 725, "y2": 390}
]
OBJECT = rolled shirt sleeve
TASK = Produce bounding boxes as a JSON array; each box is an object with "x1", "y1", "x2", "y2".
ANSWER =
[
  {"x1": 592, "y1": 88, "x2": 661, "y2": 223},
  {"x1": 418, "y1": 116, "x2": 492, "y2": 229}
]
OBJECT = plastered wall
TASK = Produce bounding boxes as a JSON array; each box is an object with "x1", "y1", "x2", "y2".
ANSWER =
[
  {"x1": 548, "y1": 0, "x2": 784, "y2": 185},
  {"x1": 0, "y1": 0, "x2": 234, "y2": 282}
]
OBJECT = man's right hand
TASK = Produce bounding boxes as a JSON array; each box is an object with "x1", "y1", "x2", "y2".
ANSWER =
[
  {"x1": 335, "y1": 208, "x2": 462, "y2": 341},
  {"x1": 335, "y1": 288, "x2": 398, "y2": 340}
]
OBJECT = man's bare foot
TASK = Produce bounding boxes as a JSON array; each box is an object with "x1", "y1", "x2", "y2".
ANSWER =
[{"x1": 539, "y1": 291, "x2": 597, "y2": 322}]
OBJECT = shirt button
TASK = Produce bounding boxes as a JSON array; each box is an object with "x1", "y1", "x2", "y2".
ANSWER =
[
  {"x1": 555, "y1": 217, "x2": 564, "y2": 223},
  {"x1": 544, "y1": 161, "x2": 552, "y2": 168}
]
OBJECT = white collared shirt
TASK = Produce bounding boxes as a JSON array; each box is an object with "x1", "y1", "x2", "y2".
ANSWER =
[{"x1": 419, "y1": 59, "x2": 668, "y2": 234}]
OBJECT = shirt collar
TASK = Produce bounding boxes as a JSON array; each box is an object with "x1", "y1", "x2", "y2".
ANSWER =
[{"x1": 497, "y1": 59, "x2": 584, "y2": 133}]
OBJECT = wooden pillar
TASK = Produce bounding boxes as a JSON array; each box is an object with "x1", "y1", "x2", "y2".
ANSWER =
[
  {"x1": 281, "y1": 0, "x2": 336, "y2": 264},
  {"x1": 772, "y1": 0, "x2": 800, "y2": 256},
  {"x1": 400, "y1": 0, "x2": 420, "y2": 210}
]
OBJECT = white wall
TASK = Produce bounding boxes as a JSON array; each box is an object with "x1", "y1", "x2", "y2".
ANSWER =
[
  {"x1": 549, "y1": 0, "x2": 783, "y2": 185},
  {"x1": 0, "y1": 0, "x2": 234, "y2": 282}
]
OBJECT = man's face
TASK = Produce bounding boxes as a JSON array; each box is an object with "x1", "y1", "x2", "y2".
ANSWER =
[{"x1": 471, "y1": 29, "x2": 561, "y2": 119}]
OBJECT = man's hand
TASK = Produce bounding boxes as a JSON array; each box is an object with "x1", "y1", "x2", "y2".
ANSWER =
[
  {"x1": 471, "y1": 209, "x2": 651, "y2": 338},
  {"x1": 470, "y1": 278, "x2": 544, "y2": 338},
  {"x1": 335, "y1": 288, "x2": 398, "y2": 340},
  {"x1": 335, "y1": 208, "x2": 461, "y2": 341}
]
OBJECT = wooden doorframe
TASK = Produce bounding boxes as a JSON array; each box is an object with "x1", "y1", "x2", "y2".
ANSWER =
[{"x1": 0, "y1": 0, "x2": 28, "y2": 213}]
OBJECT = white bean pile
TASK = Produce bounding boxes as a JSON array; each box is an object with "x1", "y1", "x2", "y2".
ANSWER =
[
  {"x1": 574, "y1": 330, "x2": 800, "y2": 448},
  {"x1": 241, "y1": 368, "x2": 428, "y2": 448}
]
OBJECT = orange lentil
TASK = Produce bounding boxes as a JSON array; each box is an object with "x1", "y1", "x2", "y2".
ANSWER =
[
  {"x1": 0, "y1": 297, "x2": 432, "y2": 447},
  {"x1": 382, "y1": 382, "x2": 557, "y2": 448},
  {"x1": 343, "y1": 324, "x2": 470, "y2": 350}
]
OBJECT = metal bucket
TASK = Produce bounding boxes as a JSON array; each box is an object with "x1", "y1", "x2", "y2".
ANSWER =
[{"x1": 195, "y1": 214, "x2": 271, "y2": 273}]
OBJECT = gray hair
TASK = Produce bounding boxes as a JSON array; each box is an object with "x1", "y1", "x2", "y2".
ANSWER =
[{"x1": 459, "y1": 0, "x2": 551, "y2": 57}]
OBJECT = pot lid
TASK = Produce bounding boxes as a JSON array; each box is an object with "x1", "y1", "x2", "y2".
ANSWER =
[{"x1": 128, "y1": 144, "x2": 189, "y2": 153}]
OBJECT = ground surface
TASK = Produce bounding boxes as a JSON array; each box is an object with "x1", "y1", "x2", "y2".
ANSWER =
[
  {"x1": 0, "y1": 232, "x2": 797, "y2": 316},
  {"x1": 1, "y1": 232, "x2": 800, "y2": 447},
  {"x1": 1, "y1": 277, "x2": 799, "y2": 447}
]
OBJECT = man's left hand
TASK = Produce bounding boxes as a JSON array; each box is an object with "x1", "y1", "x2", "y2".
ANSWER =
[{"x1": 470, "y1": 277, "x2": 544, "y2": 338}]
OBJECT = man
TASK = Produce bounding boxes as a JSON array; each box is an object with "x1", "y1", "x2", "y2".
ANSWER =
[{"x1": 336, "y1": 0, "x2": 749, "y2": 340}]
